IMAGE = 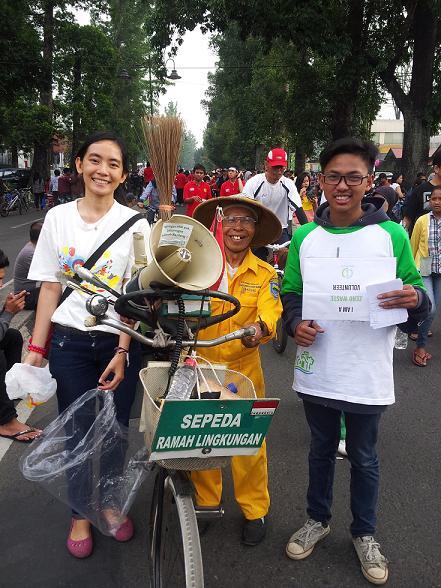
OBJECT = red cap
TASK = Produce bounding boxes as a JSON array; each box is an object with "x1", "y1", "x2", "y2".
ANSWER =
[{"x1": 266, "y1": 148, "x2": 287, "y2": 167}]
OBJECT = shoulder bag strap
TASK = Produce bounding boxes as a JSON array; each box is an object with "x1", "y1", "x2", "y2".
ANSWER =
[{"x1": 58, "y1": 212, "x2": 145, "y2": 306}]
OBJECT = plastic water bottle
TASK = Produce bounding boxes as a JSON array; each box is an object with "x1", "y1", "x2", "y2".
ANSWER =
[
  {"x1": 167, "y1": 358, "x2": 197, "y2": 400},
  {"x1": 394, "y1": 329, "x2": 408, "y2": 350}
]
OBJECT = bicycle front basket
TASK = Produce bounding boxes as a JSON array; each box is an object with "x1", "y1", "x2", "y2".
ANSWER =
[{"x1": 139, "y1": 361, "x2": 256, "y2": 471}]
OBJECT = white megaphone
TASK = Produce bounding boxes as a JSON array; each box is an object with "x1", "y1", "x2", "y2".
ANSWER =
[{"x1": 127, "y1": 215, "x2": 223, "y2": 292}]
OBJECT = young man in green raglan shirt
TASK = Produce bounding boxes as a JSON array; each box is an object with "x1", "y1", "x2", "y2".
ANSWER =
[{"x1": 281, "y1": 138, "x2": 430, "y2": 585}]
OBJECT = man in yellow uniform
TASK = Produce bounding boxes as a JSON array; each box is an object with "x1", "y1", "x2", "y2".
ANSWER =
[{"x1": 192, "y1": 196, "x2": 282, "y2": 546}]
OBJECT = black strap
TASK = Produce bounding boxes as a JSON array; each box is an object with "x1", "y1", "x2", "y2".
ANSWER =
[
  {"x1": 58, "y1": 212, "x2": 145, "y2": 306},
  {"x1": 253, "y1": 181, "x2": 265, "y2": 199}
]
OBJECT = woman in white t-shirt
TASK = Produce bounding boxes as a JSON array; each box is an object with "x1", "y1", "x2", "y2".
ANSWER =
[{"x1": 25, "y1": 131, "x2": 151, "y2": 558}]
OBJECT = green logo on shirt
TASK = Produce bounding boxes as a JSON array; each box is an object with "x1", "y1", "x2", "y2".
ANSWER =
[{"x1": 295, "y1": 351, "x2": 315, "y2": 374}]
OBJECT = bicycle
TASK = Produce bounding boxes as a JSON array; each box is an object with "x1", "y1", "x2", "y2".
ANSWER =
[
  {"x1": 70, "y1": 265, "x2": 280, "y2": 588},
  {"x1": 267, "y1": 240, "x2": 291, "y2": 354},
  {"x1": 0, "y1": 187, "x2": 29, "y2": 216}
]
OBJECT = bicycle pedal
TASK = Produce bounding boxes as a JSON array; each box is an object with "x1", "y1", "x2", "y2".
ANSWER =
[{"x1": 194, "y1": 506, "x2": 224, "y2": 519}]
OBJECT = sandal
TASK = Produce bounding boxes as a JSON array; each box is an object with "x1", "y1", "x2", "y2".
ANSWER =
[{"x1": 412, "y1": 350, "x2": 430, "y2": 367}]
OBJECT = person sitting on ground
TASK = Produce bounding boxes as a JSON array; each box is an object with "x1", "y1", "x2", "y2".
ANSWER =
[
  {"x1": 192, "y1": 196, "x2": 282, "y2": 547},
  {"x1": 0, "y1": 249, "x2": 41, "y2": 442},
  {"x1": 13, "y1": 222, "x2": 43, "y2": 310},
  {"x1": 409, "y1": 185, "x2": 441, "y2": 366}
]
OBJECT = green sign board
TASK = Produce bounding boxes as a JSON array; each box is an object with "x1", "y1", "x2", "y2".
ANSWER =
[{"x1": 150, "y1": 398, "x2": 279, "y2": 461}]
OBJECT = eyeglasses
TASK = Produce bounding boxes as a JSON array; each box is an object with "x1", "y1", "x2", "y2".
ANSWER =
[
  {"x1": 223, "y1": 215, "x2": 257, "y2": 227},
  {"x1": 322, "y1": 173, "x2": 369, "y2": 186}
]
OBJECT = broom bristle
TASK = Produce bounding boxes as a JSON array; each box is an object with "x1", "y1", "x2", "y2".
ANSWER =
[{"x1": 141, "y1": 116, "x2": 183, "y2": 220}]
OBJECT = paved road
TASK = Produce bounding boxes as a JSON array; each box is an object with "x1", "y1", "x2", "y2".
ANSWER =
[
  {"x1": 0, "y1": 208, "x2": 44, "y2": 287},
  {"x1": 0, "y1": 325, "x2": 440, "y2": 588},
  {"x1": 0, "y1": 210, "x2": 440, "y2": 587}
]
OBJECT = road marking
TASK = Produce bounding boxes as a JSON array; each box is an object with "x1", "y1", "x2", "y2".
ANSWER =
[
  {"x1": 11, "y1": 217, "x2": 43, "y2": 229},
  {"x1": 0, "y1": 401, "x2": 36, "y2": 461},
  {"x1": 0, "y1": 278, "x2": 13, "y2": 291}
]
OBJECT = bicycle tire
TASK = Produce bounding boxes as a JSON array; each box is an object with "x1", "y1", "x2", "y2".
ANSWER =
[
  {"x1": 0, "y1": 203, "x2": 8, "y2": 217},
  {"x1": 18, "y1": 201, "x2": 23, "y2": 215},
  {"x1": 149, "y1": 468, "x2": 204, "y2": 588}
]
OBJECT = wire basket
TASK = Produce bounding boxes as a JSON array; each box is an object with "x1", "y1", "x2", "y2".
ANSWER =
[{"x1": 139, "y1": 361, "x2": 256, "y2": 470}]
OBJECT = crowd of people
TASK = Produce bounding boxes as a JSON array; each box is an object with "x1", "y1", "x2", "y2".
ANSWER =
[{"x1": 0, "y1": 133, "x2": 440, "y2": 587}]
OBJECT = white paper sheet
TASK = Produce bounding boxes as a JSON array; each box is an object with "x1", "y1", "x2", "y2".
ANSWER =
[
  {"x1": 365, "y1": 278, "x2": 407, "y2": 329},
  {"x1": 302, "y1": 257, "x2": 397, "y2": 321}
]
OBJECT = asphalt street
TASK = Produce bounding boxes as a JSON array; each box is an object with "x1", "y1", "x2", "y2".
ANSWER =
[
  {"x1": 0, "y1": 207, "x2": 45, "y2": 286},
  {"x1": 0, "y1": 210, "x2": 440, "y2": 587}
]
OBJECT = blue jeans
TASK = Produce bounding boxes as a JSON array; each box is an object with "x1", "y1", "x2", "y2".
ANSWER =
[
  {"x1": 49, "y1": 326, "x2": 141, "y2": 518},
  {"x1": 303, "y1": 400, "x2": 382, "y2": 537},
  {"x1": 416, "y1": 273, "x2": 441, "y2": 347}
]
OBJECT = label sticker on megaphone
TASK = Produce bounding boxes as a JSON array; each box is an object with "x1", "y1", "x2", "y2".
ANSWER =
[{"x1": 159, "y1": 223, "x2": 193, "y2": 248}]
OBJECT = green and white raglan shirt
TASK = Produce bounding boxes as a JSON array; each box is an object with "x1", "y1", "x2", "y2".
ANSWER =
[{"x1": 281, "y1": 219, "x2": 425, "y2": 406}]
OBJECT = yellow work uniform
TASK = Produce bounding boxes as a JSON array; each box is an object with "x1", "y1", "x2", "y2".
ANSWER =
[{"x1": 191, "y1": 249, "x2": 282, "y2": 520}]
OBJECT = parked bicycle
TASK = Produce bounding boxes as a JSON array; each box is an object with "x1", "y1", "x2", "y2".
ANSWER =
[
  {"x1": 267, "y1": 240, "x2": 291, "y2": 354},
  {"x1": 0, "y1": 187, "x2": 30, "y2": 216},
  {"x1": 69, "y1": 264, "x2": 280, "y2": 588}
]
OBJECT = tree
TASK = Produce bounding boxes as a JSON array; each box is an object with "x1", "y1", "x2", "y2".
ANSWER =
[{"x1": 148, "y1": 0, "x2": 440, "y2": 179}]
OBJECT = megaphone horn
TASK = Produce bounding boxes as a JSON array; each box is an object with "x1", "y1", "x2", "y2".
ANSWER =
[{"x1": 127, "y1": 215, "x2": 223, "y2": 292}]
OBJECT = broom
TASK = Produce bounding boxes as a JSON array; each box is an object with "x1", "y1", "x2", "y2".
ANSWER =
[{"x1": 141, "y1": 115, "x2": 183, "y2": 221}]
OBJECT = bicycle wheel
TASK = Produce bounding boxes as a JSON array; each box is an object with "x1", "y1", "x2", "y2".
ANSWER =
[
  {"x1": 149, "y1": 468, "x2": 204, "y2": 588},
  {"x1": 272, "y1": 317, "x2": 288, "y2": 354},
  {"x1": 0, "y1": 202, "x2": 8, "y2": 217}
]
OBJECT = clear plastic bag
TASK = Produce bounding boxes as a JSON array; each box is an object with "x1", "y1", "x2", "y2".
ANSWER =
[{"x1": 19, "y1": 387, "x2": 151, "y2": 535}]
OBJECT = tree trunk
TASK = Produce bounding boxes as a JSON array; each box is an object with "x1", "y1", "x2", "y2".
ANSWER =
[
  {"x1": 401, "y1": 110, "x2": 432, "y2": 180},
  {"x1": 33, "y1": 0, "x2": 54, "y2": 180},
  {"x1": 329, "y1": 1, "x2": 365, "y2": 139},
  {"x1": 255, "y1": 143, "x2": 266, "y2": 170},
  {"x1": 70, "y1": 51, "x2": 82, "y2": 167},
  {"x1": 11, "y1": 145, "x2": 18, "y2": 168},
  {"x1": 399, "y1": 1, "x2": 437, "y2": 181},
  {"x1": 294, "y1": 151, "x2": 306, "y2": 174}
]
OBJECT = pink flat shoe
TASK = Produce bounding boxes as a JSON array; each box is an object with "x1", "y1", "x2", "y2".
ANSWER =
[
  {"x1": 67, "y1": 519, "x2": 93, "y2": 558},
  {"x1": 111, "y1": 516, "x2": 134, "y2": 542}
]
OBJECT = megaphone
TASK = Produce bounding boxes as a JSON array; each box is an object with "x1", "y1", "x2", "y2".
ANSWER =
[{"x1": 127, "y1": 215, "x2": 223, "y2": 292}]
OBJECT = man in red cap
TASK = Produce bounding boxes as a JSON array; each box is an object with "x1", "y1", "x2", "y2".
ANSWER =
[{"x1": 242, "y1": 148, "x2": 308, "y2": 257}]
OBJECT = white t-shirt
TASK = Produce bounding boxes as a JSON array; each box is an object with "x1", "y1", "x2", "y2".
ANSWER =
[
  {"x1": 242, "y1": 173, "x2": 302, "y2": 228},
  {"x1": 29, "y1": 200, "x2": 151, "y2": 333}
]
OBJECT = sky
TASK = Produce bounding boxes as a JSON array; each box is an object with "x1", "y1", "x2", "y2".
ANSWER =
[
  {"x1": 74, "y1": 9, "x2": 397, "y2": 147},
  {"x1": 159, "y1": 28, "x2": 217, "y2": 147}
]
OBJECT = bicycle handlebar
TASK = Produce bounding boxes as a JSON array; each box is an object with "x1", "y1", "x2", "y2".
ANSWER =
[{"x1": 84, "y1": 314, "x2": 256, "y2": 348}]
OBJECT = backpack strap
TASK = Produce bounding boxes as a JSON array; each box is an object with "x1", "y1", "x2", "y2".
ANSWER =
[
  {"x1": 58, "y1": 212, "x2": 145, "y2": 306},
  {"x1": 253, "y1": 181, "x2": 265, "y2": 199}
]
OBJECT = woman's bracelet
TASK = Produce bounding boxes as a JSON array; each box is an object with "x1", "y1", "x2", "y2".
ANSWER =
[
  {"x1": 28, "y1": 340, "x2": 47, "y2": 356},
  {"x1": 114, "y1": 346, "x2": 130, "y2": 366},
  {"x1": 114, "y1": 346, "x2": 129, "y2": 354}
]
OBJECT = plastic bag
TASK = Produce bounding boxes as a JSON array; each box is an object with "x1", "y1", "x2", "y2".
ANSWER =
[
  {"x1": 6, "y1": 364, "x2": 57, "y2": 406},
  {"x1": 19, "y1": 388, "x2": 151, "y2": 535}
]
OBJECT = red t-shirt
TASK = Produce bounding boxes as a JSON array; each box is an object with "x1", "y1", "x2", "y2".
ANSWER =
[
  {"x1": 220, "y1": 179, "x2": 241, "y2": 196},
  {"x1": 144, "y1": 166, "x2": 154, "y2": 184},
  {"x1": 183, "y1": 181, "x2": 212, "y2": 217},
  {"x1": 175, "y1": 172, "x2": 188, "y2": 190}
]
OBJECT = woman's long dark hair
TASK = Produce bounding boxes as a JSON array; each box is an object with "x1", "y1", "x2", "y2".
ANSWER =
[
  {"x1": 295, "y1": 171, "x2": 310, "y2": 194},
  {"x1": 75, "y1": 131, "x2": 129, "y2": 205}
]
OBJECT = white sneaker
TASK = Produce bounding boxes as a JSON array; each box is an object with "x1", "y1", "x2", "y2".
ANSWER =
[
  {"x1": 353, "y1": 536, "x2": 389, "y2": 585},
  {"x1": 286, "y1": 519, "x2": 330, "y2": 560},
  {"x1": 338, "y1": 439, "x2": 347, "y2": 456}
]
